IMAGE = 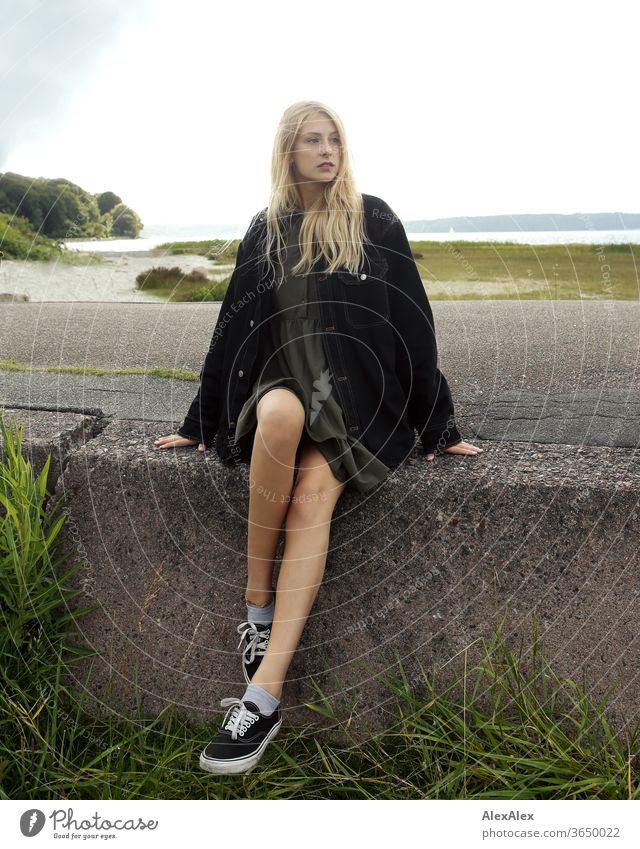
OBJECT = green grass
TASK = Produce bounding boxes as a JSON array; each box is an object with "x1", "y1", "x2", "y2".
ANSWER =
[
  {"x1": 134, "y1": 264, "x2": 232, "y2": 302},
  {"x1": 0, "y1": 212, "x2": 105, "y2": 264},
  {"x1": 154, "y1": 238, "x2": 240, "y2": 263},
  {"x1": 0, "y1": 360, "x2": 199, "y2": 381},
  {"x1": 1, "y1": 409, "x2": 638, "y2": 799},
  {"x1": 410, "y1": 240, "x2": 640, "y2": 300},
  {"x1": 147, "y1": 239, "x2": 640, "y2": 300},
  {"x1": 50, "y1": 250, "x2": 107, "y2": 266},
  {"x1": 0, "y1": 212, "x2": 62, "y2": 261}
]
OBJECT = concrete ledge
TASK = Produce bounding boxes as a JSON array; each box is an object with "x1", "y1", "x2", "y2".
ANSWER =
[
  {"x1": 0, "y1": 406, "x2": 101, "y2": 493},
  {"x1": 3, "y1": 407, "x2": 639, "y2": 743}
]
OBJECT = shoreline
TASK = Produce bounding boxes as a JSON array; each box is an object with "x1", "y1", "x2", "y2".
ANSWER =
[
  {"x1": 0, "y1": 252, "x2": 232, "y2": 303},
  {"x1": 1, "y1": 242, "x2": 638, "y2": 302}
]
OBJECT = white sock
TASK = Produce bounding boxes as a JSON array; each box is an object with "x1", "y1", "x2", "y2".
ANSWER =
[
  {"x1": 242, "y1": 683, "x2": 280, "y2": 716},
  {"x1": 246, "y1": 595, "x2": 274, "y2": 625}
]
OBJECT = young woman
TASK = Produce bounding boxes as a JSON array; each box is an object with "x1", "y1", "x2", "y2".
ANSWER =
[{"x1": 154, "y1": 100, "x2": 482, "y2": 774}]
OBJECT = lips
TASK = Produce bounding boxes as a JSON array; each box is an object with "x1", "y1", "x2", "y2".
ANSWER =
[{"x1": 318, "y1": 163, "x2": 334, "y2": 168}]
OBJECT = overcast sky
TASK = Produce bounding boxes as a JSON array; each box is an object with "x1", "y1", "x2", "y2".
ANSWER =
[{"x1": 1, "y1": 0, "x2": 638, "y2": 228}]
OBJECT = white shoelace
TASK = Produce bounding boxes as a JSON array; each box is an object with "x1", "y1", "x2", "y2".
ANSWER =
[
  {"x1": 236, "y1": 620, "x2": 270, "y2": 663},
  {"x1": 220, "y1": 697, "x2": 260, "y2": 740}
]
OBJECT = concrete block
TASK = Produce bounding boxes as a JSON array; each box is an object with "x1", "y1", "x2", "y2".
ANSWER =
[{"x1": 43, "y1": 418, "x2": 640, "y2": 745}]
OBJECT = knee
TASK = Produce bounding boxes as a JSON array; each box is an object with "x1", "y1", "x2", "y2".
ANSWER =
[
  {"x1": 286, "y1": 474, "x2": 344, "y2": 523},
  {"x1": 256, "y1": 395, "x2": 304, "y2": 452}
]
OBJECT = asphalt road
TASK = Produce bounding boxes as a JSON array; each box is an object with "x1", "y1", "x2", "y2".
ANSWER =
[{"x1": 2, "y1": 300, "x2": 639, "y2": 447}]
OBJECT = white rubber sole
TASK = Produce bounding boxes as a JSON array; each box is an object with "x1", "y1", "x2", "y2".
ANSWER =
[{"x1": 199, "y1": 717, "x2": 283, "y2": 775}]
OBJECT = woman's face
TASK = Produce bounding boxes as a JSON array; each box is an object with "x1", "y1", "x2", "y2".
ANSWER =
[{"x1": 290, "y1": 113, "x2": 341, "y2": 186}]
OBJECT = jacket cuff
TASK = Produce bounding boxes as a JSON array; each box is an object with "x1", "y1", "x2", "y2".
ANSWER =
[
  {"x1": 176, "y1": 420, "x2": 212, "y2": 446},
  {"x1": 418, "y1": 423, "x2": 463, "y2": 455}
]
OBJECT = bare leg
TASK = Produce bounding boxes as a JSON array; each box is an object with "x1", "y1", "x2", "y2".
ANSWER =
[
  {"x1": 244, "y1": 388, "x2": 305, "y2": 607},
  {"x1": 249, "y1": 435, "x2": 347, "y2": 699}
]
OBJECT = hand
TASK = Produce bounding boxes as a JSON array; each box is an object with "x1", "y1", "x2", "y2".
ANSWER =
[
  {"x1": 154, "y1": 433, "x2": 208, "y2": 452},
  {"x1": 424, "y1": 440, "x2": 483, "y2": 462}
]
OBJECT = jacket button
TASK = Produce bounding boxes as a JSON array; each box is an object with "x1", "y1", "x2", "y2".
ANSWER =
[
  {"x1": 350, "y1": 425, "x2": 360, "y2": 432},
  {"x1": 229, "y1": 420, "x2": 235, "y2": 428},
  {"x1": 325, "y1": 325, "x2": 335, "y2": 331},
  {"x1": 249, "y1": 319, "x2": 254, "y2": 327},
  {"x1": 238, "y1": 369, "x2": 244, "y2": 377},
  {"x1": 360, "y1": 273, "x2": 367, "y2": 280}
]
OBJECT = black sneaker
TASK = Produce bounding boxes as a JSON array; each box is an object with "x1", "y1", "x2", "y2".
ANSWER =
[
  {"x1": 199, "y1": 698, "x2": 283, "y2": 775},
  {"x1": 237, "y1": 620, "x2": 272, "y2": 684}
]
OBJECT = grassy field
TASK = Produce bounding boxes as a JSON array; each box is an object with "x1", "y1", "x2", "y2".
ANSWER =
[
  {"x1": 154, "y1": 238, "x2": 239, "y2": 262},
  {"x1": 410, "y1": 241, "x2": 639, "y2": 300},
  {"x1": 153, "y1": 239, "x2": 640, "y2": 301},
  {"x1": 1, "y1": 410, "x2": 639, "y2": 800},
  {"x1": 3, "y1": 222, "x2": 637, "y2": 299}
]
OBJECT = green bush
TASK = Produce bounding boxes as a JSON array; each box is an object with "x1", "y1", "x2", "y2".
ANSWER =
[
  {"x1": 135, "y1": 265, "x2": 209, "y2": 290},
  {"x1": 135, "y1": 266, "x2": 232, "y2": 301},
  {"x1": 110, "y1": 202, "x2": 143, "y2": 238},
  {"x1": 0, "y1": 413, "x2": 93, "y2": 685},
  {"x1": 192, "y1": 279, "x2": 232, "y2": 301},
  {"x1": 0, "y1": 212, "x2": 63, "y2": 260}
]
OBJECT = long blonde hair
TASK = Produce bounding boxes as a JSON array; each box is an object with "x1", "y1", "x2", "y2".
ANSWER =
[{"x1": 261, "y1": 100, "x2": 368, "y2": 289}]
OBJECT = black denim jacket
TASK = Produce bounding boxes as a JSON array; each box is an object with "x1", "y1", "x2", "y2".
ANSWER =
[{"x1": 177, "y1": 194, "x2": 463, "y2": 468}]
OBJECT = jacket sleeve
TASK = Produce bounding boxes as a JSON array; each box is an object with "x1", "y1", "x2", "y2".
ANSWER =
[
  {"x1": 177, "y1": 237, "x2": 248, "y2": 447},
  {"x1": 379, "y1": 205, "x2": 463, "y2": 454}
]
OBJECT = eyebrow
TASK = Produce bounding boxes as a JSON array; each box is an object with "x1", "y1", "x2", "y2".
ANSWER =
[{"x1": 305, "y1": 131, "x2": 339, "y2": 136}]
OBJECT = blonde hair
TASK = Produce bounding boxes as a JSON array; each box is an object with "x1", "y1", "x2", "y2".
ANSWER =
[{"x1": 261, "y1": 100, "x2": 368, "y2": 289}]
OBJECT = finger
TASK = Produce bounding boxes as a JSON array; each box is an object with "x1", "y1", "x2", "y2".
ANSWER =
[
  {"x1": 154, "y1": 435, "x2": 193, "y2": 449},
  {"x1": 425, "y1": 453, "x2": 435, "y2": 461}
]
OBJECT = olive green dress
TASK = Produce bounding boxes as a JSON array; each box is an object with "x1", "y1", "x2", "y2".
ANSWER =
[{"x1": 233, "y1": 213, "x2": 390, "y2": 492}]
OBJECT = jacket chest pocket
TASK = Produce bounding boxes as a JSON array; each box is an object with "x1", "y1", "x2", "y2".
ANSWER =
[{"x1": 337, "y1": 252, "x2": 390, "y2": 329}]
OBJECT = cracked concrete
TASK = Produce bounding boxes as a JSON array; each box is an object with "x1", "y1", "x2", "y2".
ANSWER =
[
  {"x1": 0, "y1": 406, "x2": 104, "y2": 493},
  {"x1": 462, "y1": 389, "x2": 640, "y2": 447}
]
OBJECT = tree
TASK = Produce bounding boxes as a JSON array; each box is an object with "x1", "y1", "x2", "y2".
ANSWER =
[
  {"x1": 96, "y1": 191, "x2": 122, "y2": 216},
  {"x1": 110, "y1": 203, "x2": 143, "y2": 238},
  {"x1": 0, "y1": 172, "x2": 142, "y2": 240}
]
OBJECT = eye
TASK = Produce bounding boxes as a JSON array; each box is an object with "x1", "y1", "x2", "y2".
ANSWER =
[{"x1": 306, "y1": 137, "x2": 340, "y2": 144}]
